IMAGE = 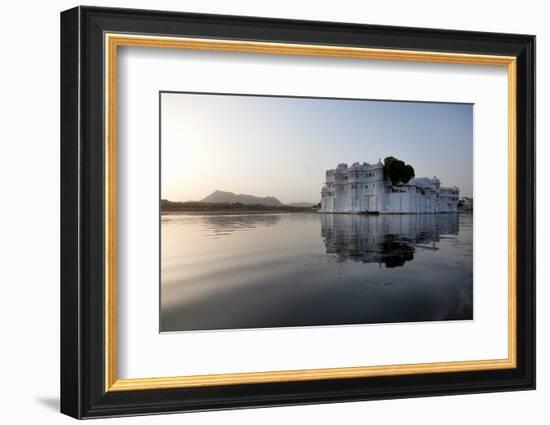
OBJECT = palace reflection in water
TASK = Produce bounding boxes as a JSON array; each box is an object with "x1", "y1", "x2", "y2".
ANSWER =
[
  {"x1": 320, "y1": 214, "x2": 459, "y2": 268},
  {"x1": 161, "y1": 212, "x2": 473, "y2": 332}
]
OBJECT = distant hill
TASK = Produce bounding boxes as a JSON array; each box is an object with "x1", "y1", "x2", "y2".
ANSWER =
[
  {"x1": 288, "y1": 202, "x2": 316, "y2": 208},
  {"x1": 201, "y1": 190, "x2": 284, "y2": 207}
]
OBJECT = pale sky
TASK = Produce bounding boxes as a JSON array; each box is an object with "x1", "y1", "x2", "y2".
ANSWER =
[{"x1": 161, "y1": 92, "x2": 473, "y2": 203}]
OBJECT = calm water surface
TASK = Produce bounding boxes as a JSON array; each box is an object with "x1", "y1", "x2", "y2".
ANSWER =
[{"x1": 161, "y1": 212, "x2": 473, "y2": 332}]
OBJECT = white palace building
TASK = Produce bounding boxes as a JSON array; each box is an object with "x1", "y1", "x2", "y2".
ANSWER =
[{"x1": 320, "y1": 160, "x2": 459, "y2": 214}]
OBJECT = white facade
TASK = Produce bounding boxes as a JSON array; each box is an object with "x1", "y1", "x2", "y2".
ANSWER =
[{"x1": 320, "y1": 161, "x2": 459, "y2": 214}]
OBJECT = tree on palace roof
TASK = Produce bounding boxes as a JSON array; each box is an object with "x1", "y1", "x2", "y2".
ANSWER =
[{"x1": 383, "y1": 156, "x2": 415, "y2": 186}]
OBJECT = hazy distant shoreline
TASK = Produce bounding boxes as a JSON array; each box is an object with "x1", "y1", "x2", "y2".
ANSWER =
[
  {"x1": 161, "y1": 210, "x2": 314, "y2": 216},
  {"x1": 161, "y1": 199, "x2": 317, "y2": 214}
]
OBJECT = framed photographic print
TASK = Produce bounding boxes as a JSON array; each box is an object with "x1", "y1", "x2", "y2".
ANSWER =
[{"x1": 60, "y1": 6, "x2": 536, "y2": 419}]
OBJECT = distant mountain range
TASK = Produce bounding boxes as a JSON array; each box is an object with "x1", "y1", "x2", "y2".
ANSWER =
[
  {"x1": 201, "y1": 190, "x2": 284, "y2": 206},
  {"x1": 199, "y1": 190, "x2": 316, "y2": 207}
]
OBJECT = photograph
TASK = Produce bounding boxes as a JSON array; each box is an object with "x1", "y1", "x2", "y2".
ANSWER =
[{"x1": 160, "y1": 92, "x2": 474, "y2": 332}]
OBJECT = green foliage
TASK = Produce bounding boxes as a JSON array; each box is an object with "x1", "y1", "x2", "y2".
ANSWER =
[{"x1": 383, "y1": 156, "x2": 415, "y2": 186}]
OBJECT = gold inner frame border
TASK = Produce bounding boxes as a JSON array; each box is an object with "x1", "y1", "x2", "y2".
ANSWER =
[{"x1": 104, "y1": 33, "x2": 517, "y2": 392}]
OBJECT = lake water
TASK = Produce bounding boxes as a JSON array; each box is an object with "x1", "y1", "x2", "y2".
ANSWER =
[{"x1": 161, "y1": 212, "x2": 473, "y2": 332}]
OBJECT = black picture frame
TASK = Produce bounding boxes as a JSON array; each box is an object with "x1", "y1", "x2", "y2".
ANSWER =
[{"x1": 61, "y1": 5, "x2": 535, "y2": 419}]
